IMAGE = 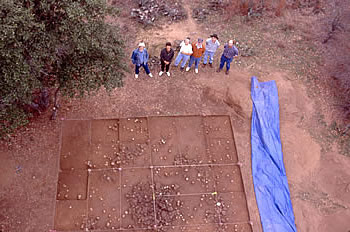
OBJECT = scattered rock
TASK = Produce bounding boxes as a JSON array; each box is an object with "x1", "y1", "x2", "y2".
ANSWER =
[
  {"x1": 126, "y1": 182, "x2": 183, "y2": 231},
  {"x1": 238, "y1": 44, "x2": 255, "y2": 57},
  {"x1": 191, "y1": 0, "x2": 225, "y2": 22},
  {"x1": 207, "y1": 0, "x2": 225, "y2": 11},
  {"x1": 131, "y1": 0, "x2": 187, "y2": 26},
  {"x1": 172, "y1": 39, "x2": 182, "y2": 51},
  {"x1": 148, "y1": 56, "x2": 161, "y2": 70},
  {"x1": 111, "y1": 143, "x2": 148, "y2": 167},
  {"x1": 192, "y1": 8, "x2": 210, "y2": 22}
]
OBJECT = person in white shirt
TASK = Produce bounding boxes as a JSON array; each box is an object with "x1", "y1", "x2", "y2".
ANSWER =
[{"x1": 174, "y1": 38, "x2": 193, "y2": 71}]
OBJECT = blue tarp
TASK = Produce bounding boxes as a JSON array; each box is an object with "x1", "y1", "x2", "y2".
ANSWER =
[{"x1": 251, "y1": 77, "x2": 297, "y2": 232}]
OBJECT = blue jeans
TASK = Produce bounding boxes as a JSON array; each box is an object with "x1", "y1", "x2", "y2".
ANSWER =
[
  {"x1": 203, "y1": 50, "x2": 215, "y2": 64},
  {"x1": 219, "y1": 55, "x2": 233, "y2": 71},
  {"x1": 174, "y1": 53, "x2": 190, "y2": 68},
  {"x1": 188, "y1": 56, "x2": 201, "y2": 69},
  {"x1": 135, "y1": 63, "x2": 150, "y2": 75}
]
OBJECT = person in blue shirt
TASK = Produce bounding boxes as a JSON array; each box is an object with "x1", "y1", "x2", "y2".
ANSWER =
[
  {"x1": 131, "y1": 42, "x2": 153, "y2": 79},
  {"x1": 202, "y1": 34, "x2": 220, "y2": 68},
  {"x1": 217, "y1": 40, "x2": 239, "y2": 75}
]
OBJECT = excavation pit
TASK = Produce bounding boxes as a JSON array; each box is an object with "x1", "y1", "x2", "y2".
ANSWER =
[{"x1": 54, "y1": 116, "x2": 252, "y2": 232}]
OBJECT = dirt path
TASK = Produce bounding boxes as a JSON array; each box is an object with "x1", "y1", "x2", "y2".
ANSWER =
[
  {"x1": 135, "y1": 1, "x2": 205, "y2": 50},
  {"x1": 182, "y1": 2, "x2": 198, "y2": 32}
]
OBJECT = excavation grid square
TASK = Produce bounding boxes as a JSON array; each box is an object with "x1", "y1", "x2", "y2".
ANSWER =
[{"x1": 55, "y1": 116, "x2": 251, "y2": 232}]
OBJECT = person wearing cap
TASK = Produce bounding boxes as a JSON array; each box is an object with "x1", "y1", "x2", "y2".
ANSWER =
[
  {"x1": 217, "y1": 40, "x2": 239, "y2": 75},
  {"x1": 174, "y1": 38, "x2": 193, "y2": 71},
  {"x1": 159, "y1": 42, "x2": 175, "y2": 77},
  {"x1": 203, "y1": 34, "x2": 220, "y2": 68},
  {"x1": 131, "y1": 42, "x2": 153, "y2": 79},
  {"x1": 186, "y1": 38, "x2": 205, "y2": 74}
]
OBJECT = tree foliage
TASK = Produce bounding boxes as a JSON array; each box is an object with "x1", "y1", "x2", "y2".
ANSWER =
[{"x1": 0, "y1": 0, "x2": 126, "y2": 137}]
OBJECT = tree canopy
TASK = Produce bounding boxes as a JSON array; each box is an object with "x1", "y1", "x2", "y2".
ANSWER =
[{"x1": 0, "y1": 0, "x2": 126, "y2": 137}]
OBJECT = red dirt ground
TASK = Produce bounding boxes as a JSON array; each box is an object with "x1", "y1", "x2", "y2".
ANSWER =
[
  {"x1": 1, "y1": 1, "x2": 350, "y2": 232},
  {"x1": 54, "y1": 117, "x2": 251, "y2": 232}
]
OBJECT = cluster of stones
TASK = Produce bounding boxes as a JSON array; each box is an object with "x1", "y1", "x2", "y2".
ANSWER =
[{"x1": 131, "y1": 0, "x2": 187, "y2": 26}]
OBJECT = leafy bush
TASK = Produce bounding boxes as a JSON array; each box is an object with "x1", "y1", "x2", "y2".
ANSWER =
[{"x1": 0, "y1": 0, "x2": 127, "y2": 137}]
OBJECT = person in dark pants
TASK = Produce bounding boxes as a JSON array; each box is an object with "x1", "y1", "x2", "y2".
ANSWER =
[
  {"x1": 131, "y1": 42, "x2": 153, "y2": 79},
  {"x1": 217, "y1": 40, "x2": 239, "y2": 75},
  {"x1": 159, "y1": 42, "x2": 175, "y2": 77}
]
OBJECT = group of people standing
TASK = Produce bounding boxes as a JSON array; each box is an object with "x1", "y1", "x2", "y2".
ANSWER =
[{"x1": 131, "y1": 34, "x2": 239, "y2": 79}]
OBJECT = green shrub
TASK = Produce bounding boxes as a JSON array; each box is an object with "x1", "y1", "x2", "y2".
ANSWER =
[{"x1": 0, "y1": 0, "x2": 127, "y2": 137}]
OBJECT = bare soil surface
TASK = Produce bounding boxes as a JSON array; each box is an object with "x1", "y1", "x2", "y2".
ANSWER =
[
  {"x1": 1, "y1": 1, "x2": 350, "y2": 232},
  {"x1": 54, "y1": 117, "x2": 251, "y2": 232}
]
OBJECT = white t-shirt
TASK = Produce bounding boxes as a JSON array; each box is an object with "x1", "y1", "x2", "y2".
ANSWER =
[{"x1": 179, "y1": 41, "x2": 193, "y2": 54}]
